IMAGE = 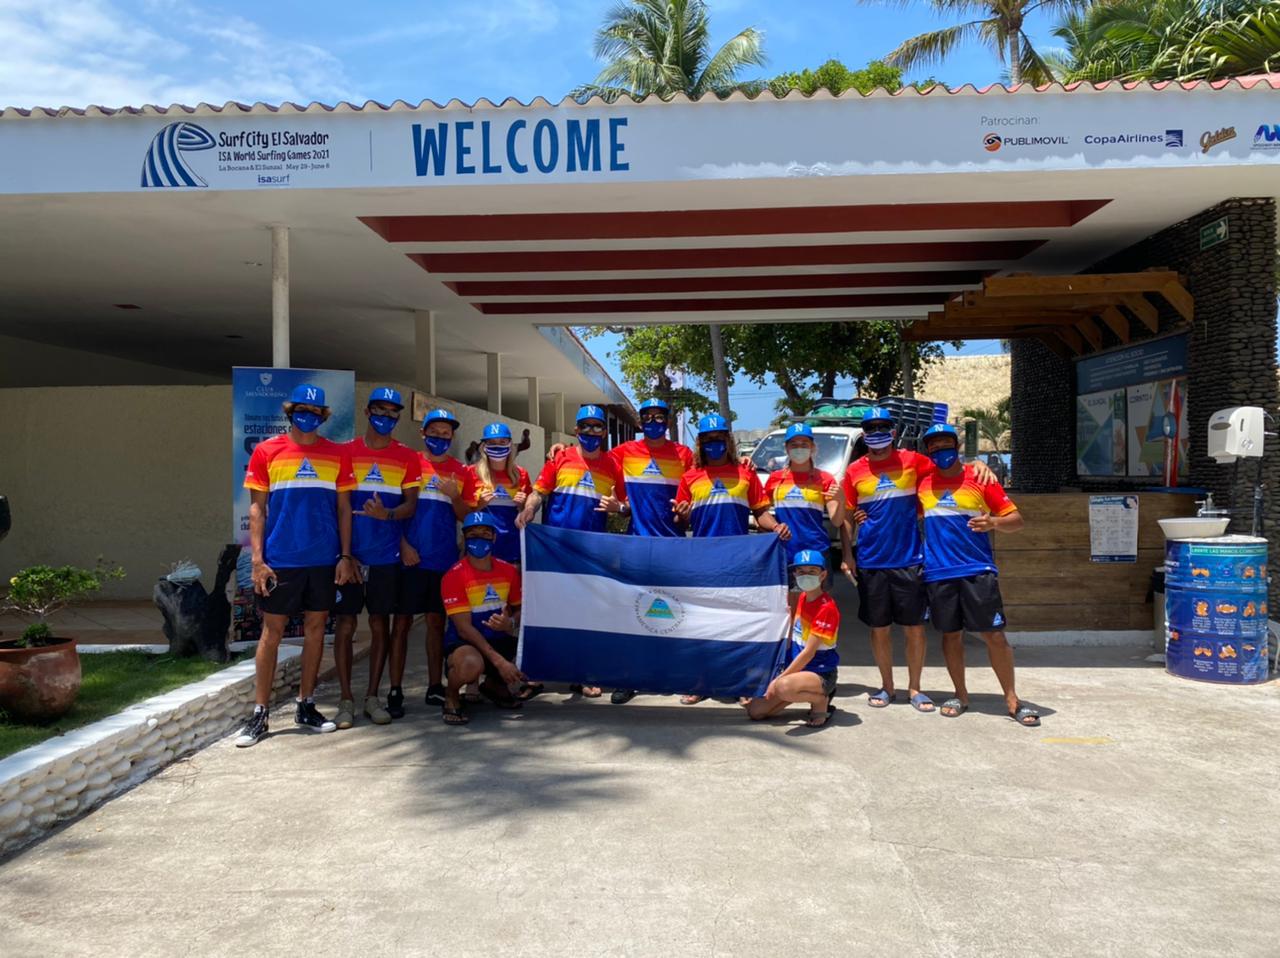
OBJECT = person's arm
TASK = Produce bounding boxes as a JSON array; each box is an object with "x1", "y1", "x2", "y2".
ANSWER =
[
  {"x1": 823, "y1": 473, "x2": 846, "y2": 527},
  {"x1": 248, "y1": 489, "x2": 273, "y2": 595},
  {"x1": 517, "y1": 490, "x2": 543, "y2": 528},
  {"x1": 336, "y1": 490, "x2": 359, "y2": 584},
  {"x1": 753, "y1": 507, "x2": 790, "y2": 540},
  {"x1": 449, "y1": 611, "x2": 527, "y2": 686},
  {"x1": 672, "y1": 474, "x2": 693, "y2": 521},
  {"x1": 968, "y1": 509, "x2": 1023, "y2": 534},
  {"x1": 400, "y1": 534, "x2": 421, "y2": 567},
  {"x1": 392, "y1": 486, "x2": 420, "y2": 520}
]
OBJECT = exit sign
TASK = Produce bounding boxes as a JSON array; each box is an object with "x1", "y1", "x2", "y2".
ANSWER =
[{"x1": 1200, "y1": 217, "x2": 1229, "y2": 250}]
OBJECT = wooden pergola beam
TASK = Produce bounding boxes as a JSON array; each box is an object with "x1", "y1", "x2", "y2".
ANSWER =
[
  {"x1": 1076, "y1": 316, "x2": 1104, "y2": 351},
  {"x1": 938, "y1": 308, "x2": 1098, "y2": 327},
  {"x1": 1121, "y1": 294, "x2": 1159, "y2": 333},
  {"x1": 983, "y1": 270, "x2": 1183, "y2": 298},
  {"x1": 1053, "y1": 326, "x2": 1087, "y2": 354},
  {"x1": 1158, "y1": 280, "x2": 1195, "y2": 321},
  {"x1": 1097, "y1": 306, "x2": 1130, "y2": 344},
  {"x1": 1034, "y1": 332, "x2": 1072, "y2": 359},
  {"x1": 962, "y1": 290, "x2": 1137, "y2": 312},
  {"x1": 902, "y1": 324, "x2": 1027, "y2": 341}
]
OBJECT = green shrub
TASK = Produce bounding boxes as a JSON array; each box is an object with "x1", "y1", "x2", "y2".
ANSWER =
[{"x1": 3, "y1": 561, "x2": 125, "y2": 648}]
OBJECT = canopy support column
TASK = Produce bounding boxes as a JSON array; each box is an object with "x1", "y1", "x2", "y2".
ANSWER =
[
  {"x1": 708, "y1": 323, "x2": 730, "y2": 419},
  {"x1": 271, "y1": 225, "x2": 289, "y2": 368},
  {"x1": 415, "y1": 310, "x2": 437, "y2": 395},
  {"x1": 486, "y1": 352, "x2": 502, "y2": 415},
  {"x1": 526, "y1": 377, "x2": 540, "y2": 426}
]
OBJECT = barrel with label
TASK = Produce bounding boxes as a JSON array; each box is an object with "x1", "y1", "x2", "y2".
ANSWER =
[{"x1": 1164, "y1": 535, "x2": 1269, "y2": 684}]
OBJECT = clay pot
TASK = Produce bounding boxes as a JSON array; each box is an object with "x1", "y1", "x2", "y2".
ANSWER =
[{"x1": 0, "y1": 638, "x2": 82, "y2": 722}]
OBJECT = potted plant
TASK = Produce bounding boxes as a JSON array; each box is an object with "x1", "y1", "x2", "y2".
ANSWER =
[{"x1": 1, "y1": 562, "x2": 125, "y2": 722}]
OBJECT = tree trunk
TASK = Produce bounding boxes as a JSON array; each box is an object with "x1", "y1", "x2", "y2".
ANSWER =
[
  {"x1": 772, "y1": 364, "x2": 807, "y2": 412},
  {"x1": 707, "y1": 324, "x2": 731, "y2": 420},
  {"x1": 820, "y1": 368, "x2": 837, "y2": 398},
  {"x1": 1009, "y1": 32, "x2": 1022, "y2": 86}
]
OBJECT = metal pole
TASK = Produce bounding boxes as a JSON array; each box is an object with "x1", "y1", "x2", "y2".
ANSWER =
[
  {"x1": 708, "y1": 323, "x2": 731, "y2": 419},
  {"x1": 271, "y1": 225, "x2": 290, "y2": 368}
]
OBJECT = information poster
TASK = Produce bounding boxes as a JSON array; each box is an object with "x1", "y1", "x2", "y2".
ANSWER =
[
  {"x1": 1089, "y1": 495, "x2": 1139, "y2": 563},
  {"x1": 1127, "y1": 377, "x2": 1188, "y2": 479},
  {"x1": 1076, "y1": 389, "x2": 1127, "y2": 476}
]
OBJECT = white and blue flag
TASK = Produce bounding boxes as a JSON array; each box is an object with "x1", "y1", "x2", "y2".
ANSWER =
[{"x1": 519, "y1": 525, "x2": 789, "y2": 697}]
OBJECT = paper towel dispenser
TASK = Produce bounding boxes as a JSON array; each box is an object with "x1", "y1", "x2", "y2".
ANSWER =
[{"x1": 1207, "y1": 406, "x2": 1265, "y2": 462}]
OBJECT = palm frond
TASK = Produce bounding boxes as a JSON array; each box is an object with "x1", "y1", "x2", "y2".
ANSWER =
[{"x1": 885, "y1": 20, "x2": 990, "y2": 72}]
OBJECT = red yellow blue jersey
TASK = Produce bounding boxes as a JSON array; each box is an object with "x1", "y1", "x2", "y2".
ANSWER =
[
  {"x1": 465, "y1": 465, "x2": 532, "y2": 563},
  {"x1": 346, "y1": 438, "x2": 423, "y2": 566},
  {"x1": 841, "y1": 450, "x2": 933, "y2": 569},
  {"x1": 609, "y1": 439, "x2": 694, "y2": 537},
  {"x1": 918, "y1": 464, "x2": 1017, "y2": 582},
  {"x1": 402, "y1": 455, "x2": 474, "y2": 572},
  {"x1": 676, "y1": 464, "x2": 768, "y2": 538},
  {"x1": 441, "y1": 558, "x2": 522, "y2": 648},
  {"x1": 244, "y1": 435, "x2": 356, "y2": 569},
  {"x1": 765, "y1": 467, "x2": 836, "y2": 559},
  {"x1": 534, "y1": 448, "x2": 626, "y2": 533},
  {"x1": 789, "y1": 591, "x2": 840, "y2": 674}
]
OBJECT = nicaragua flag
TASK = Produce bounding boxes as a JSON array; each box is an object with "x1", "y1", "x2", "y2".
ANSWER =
[{"x1": 519, "y1": 524, "x2": 789, "y2": 697}]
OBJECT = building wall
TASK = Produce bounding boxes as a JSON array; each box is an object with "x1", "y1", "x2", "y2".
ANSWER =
[
  {"x1": 0, "y1": 334, "x2": 225, "y2": 387},
  {"x1": 0, "y1": 382, "x2": 543, "y2": 600}
]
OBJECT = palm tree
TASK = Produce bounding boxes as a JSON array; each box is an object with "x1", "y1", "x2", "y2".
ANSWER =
[
  {"x1": 874, "y1": 0, "x2": 1083, "y2": 86},
  {"x1": 962, "y1": 396, "x2": 1012, "y2": 449},
  {"x1": 572, "y1": 0, "x2": 767, "y2": 102}
]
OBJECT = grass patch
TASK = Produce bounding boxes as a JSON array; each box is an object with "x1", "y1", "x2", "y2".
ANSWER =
[{"x1": 0, "y1": 651, "x2": 248, "y2": 760}]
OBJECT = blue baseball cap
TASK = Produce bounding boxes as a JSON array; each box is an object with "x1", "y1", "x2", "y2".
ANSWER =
[
  {"x1": 784, "y1": 423, "x2": 814, "y2": 442},
  {"x1": 790, "y1": 549, "x2": 827, "y2": 569},
  {"x1": 483, "y1": 422, "x2": 512, "y2": 441},
  {"x1": 367, "y1": 386, "x2": 403, "y2": 409},
  {"x1": 461, "y1": 511, "x2": 499, "y2": 532},
  {"x1": 577, "y1": 404, "x2": 606, "y2": 424},
  {"x1": 923, "y1": 423, "x2": 959, "y2": 442},
  {"x1": 289, "y1": 383, "x2": 326, "y2": 406},
  {"x1": 639, "y1": 398, "x2": 669, "y2": 414},
  {"x1": 861, "y1": 406, "x2": 893, "y2": 427},
  {"x1": 697, "y1": 413, "x2": 730, "y2": 435},
  {"x1": 422, "y1": 408, "x2": 461, "y2": 430}
]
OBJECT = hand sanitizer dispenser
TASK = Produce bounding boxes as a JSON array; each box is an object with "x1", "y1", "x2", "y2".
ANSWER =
[{"x1": 1207, "y1": 406, "x2": 1265, "y2": 462}]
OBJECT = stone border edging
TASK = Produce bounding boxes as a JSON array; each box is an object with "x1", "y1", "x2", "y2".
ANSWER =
[{"x1": 0, "y1": 647, "x2": 303, "y2": 855}]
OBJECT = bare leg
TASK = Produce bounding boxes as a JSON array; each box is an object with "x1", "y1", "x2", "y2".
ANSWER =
[
  {"x1": 298, "y1": 610, "x2": 328, "y2": 700},
  {"x1": 747, "y1": 673, "x2": 829, "y2": 723},
  {"x1": 445, "y1": 647, "x2": 483, "y2": 711},
  {"x1": 333, "y1": 614, "x2": 356, "y2": 700},
  {"x1": 980, "y1": 630, "x2": 1020, "y2": 715},
  {"x1": 384, "y1": 612, "x2": 407, "y2": 689},
  {"x1": 940, "y1": 631, "x2": 968, "y2": 715},
  {"x1": 253, "y1": 614, "x2": 287, "y2": 707},
  {"x1": 365, "y1": 614, "x2": 391, "y2": 697},
  {"x1": 868, "y1": 625, "x2": 895, "y2": 693},
  {"x1": 904, "y1": 623, "x2": 932, "y2": 709},
  {"x1": 425, "y1": 613, "x2": 445, "y2": 688}
]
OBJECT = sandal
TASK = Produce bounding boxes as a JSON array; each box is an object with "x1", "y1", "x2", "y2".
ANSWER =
[
  {"x1": 868, "y1": 689, "x2": 896, "y2": 708},
  {"x1": 569, "y1": 684, "x2": 603, "y2": 698},
  {"x1": 910, "y1": 692, "x2": 936, "y2": 713},
  {"x1": 1010, "y1": 703, "x2": 1041, "y2": 727},
  {"x1": 514, "y1": 682, "x2": 545, "y2": 702},
  {"x1": 680, "y1": 694, "x2": 705, "y2": 705},
  {"x1": 442, "y1": 706, "x2": 469, "y2": 726},
  {"x1": 940, "y1": 698, "x2": 968, "y2": 718},
  {"x1": 479, "y1": 683, "x2": 523, "y2": 710},
  {"x1": 805, "y1": 709, "x2": 833, "y2": 728}
]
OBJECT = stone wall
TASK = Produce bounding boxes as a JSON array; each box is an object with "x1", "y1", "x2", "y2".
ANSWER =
[
  {"x1": 1009, "y1": 338, "x2": 1075, "y2": 492},
  {"x1": 0, "y1": 649, "x2": 302, "y2": 856}
]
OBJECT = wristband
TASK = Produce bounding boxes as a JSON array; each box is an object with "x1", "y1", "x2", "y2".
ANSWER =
[{"x1": 339, "y1": 554, "x2": 354, "y2": 561}]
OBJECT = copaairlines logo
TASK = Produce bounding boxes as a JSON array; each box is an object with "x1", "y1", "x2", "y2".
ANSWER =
[{"x1": 141, "y1": 121, "x2": 216, "y2": 188}]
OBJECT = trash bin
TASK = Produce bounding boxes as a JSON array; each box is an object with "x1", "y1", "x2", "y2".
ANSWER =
[{"x1": 1150, "y1": 565, "x2": 1166, "y2": 654}]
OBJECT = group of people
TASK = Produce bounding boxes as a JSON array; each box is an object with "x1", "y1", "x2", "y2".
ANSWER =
[{"x1": 235, "y1": 382, "x2": 1038, "y2": 748}]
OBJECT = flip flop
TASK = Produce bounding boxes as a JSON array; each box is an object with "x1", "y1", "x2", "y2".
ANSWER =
[
  {"x1": 940, "y1": 697, "x2": 968, "y2": 718},
  {"x1": 514, "y1": 682, "x2": 545, "y2": 702},
  {"x1": 805, "y1": 709, "x2": 833, "y2": 728},
  {"x1": 442, "y1": 706, "x2": 469, "y2": 726},
  {"x1": 1010, "y1": 704, "x2": 1041, "y2": 727},
  {"x1": 910, "y1": 692, "x2": 936, "y2": 713},
  {"x1": 479, "y1": 685, "x2": 523, "y2": 710},
  {"x1": 868, "y1": 689, "x2": 896, "y2": 708}
]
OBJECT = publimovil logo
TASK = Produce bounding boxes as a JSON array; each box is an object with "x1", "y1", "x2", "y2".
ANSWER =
[
  {"x1": 983, "y1": 133, "x2": 1003, "y2": 152},
  {"x1": 982, "y1": 131, "x2": 1069, "y2": 151}
]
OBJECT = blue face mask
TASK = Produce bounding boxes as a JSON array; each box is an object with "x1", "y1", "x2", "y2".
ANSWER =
[
  {"x1": 929, "y1": 448, "x2": 959, "y2": 470},
  {"x1": 465, "y1": 538, "x2": 493, "y2": 559},
  {"x1": 291, "y1": 411, "x2": 322, "y2": 434},
  {"x1": 424, "y1": 435, "x2": 452, "y2": 456},
  {"x1": 578, "y1": 433, "x2": 603, "y2": 452},
  {"x1": 864, "y1": 430, "x2": 894, "y2": 450},
  {"x1": 485, "y1": 444, "x2": 511, "y2": 460},
  {"x1": 703, "y1": 440, "x2": 728, "y2": 461},
  {"x1": 369, "y1": 414, "x2": 397, "y2": 436},
  {"x1": 642, "y1": 420, "x2": 667, "y2": 440}
]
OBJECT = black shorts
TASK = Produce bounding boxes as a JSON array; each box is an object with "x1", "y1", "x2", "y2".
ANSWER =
[
  {"x1": 445, "y1": 635, "x2": 518, "y2": 682},
  {"x1": 857, "y1": 566, "x2": 927, "y2": 628},
  {"x1": 257, "y1": 565, "x2": 336, "y2": 617},
  {"x1": 333, "y1": 563, "x2": 403, "y2": 617},
  {"x1": 926, "y1": 573, "x2": 1008, "y2": 634},
  {"x1": 398, "y1": 567, "x2": 445, "y2": 616}
]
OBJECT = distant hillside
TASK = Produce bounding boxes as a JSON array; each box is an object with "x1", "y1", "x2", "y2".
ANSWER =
[{"x1": 918, "y1": 353, "x2": 1011, "y2": 415}]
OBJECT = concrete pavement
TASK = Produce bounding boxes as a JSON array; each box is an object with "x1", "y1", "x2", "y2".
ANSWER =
[{"x1": 1, "y1": 577, "x2": 1278, "y2": 957}]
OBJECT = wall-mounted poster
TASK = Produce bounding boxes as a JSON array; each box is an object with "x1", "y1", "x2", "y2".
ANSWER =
[
  {"x1": 1127, "y1": 377, "x2": 1189, "y2": 479},
  {"x1": 1076, "y1": 388, "x2": 1127, "y2": 476}
]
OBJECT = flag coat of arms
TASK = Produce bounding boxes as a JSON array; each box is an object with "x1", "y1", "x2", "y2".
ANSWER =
[{"x1": 519, "y1": 524, "x2": 789, "y2": 697}]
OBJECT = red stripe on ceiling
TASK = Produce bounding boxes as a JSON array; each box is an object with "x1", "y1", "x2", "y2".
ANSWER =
[
  {"x1": 362, "y1": 200, "x2": 1108, "y2": 242},
  {"x1": 448, "y1": 269, "x2": 990, "y2": 297},
  {"x1": 410, "y1": 240, "x2": 1043, "y2": 274},
  {"x1": 476, "y1": 292, "x2": 952, "y2": 315}
]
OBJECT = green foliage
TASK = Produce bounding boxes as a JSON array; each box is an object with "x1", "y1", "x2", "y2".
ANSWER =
[
  {"x1": 962, "y1": 395, "x2": 1012, "y2": 449},
  {"x1": 573, "y1": 0, "x2": 767, "y2": 101},
  {"x1": 20, "y1": 622, "x2": 53, "y2": 646},
  {"x1": 3, "y1": 561, "x2": 125, "y2": 647},
  {"x1": 582, "y1": 325, "x2": 722, "y2": 423},
  {"x1": 768, "y1": 59, "x2": 906, "y2": 96}
]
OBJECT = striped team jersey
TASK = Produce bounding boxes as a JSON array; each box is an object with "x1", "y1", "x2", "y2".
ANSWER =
[
  {"x1": 441, "y1": 558, "x2": 522, "y2": 648},
  {"x1": 610, "y1": 439, "x2": 694, "y2": 537},
  {"x1": 789, "y1": 591, "x2": 840, "y2": 675},
  {"x1": 841, "y1": 450, "x2": 933, "y2": 570},
  {"x1": 918, "y1": 464, "x2": 1017, "y2": 582},
  {"x1": 402, "y1": 455, "x2": 474, "y2": 572},
  {"x1": 466, "y1": 465, "x2": 532, "y2": 564},
  {"x1": 346, "y1": 438, "x2": 423, "y2": 566},
  {"x1": 534, "y1": 448, "x2": 626, "y2": 533},
  {"x1": 675, "y1": 464, "x2": 767, "y2": 538},
  {"x1": 765, "y1": 467, "x2": 836, "y2": 559},
  {"x1": 244, "y1": 435, "x2": 355, "y2": 569}
]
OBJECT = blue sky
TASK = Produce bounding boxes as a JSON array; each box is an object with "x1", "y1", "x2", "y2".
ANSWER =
[{"x1": 4, "y1": 0, "x2": 1046, "y2": 426}]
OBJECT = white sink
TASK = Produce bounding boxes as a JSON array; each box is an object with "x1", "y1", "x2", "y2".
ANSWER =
[{"x1": 1158, "y1": 517, "x2": 1230, "y2": 539}]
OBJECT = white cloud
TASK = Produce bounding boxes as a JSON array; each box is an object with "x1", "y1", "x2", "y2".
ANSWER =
[
  {"x1": 0, "y1": 0, "x2": 354, "y2": 109},
  {"x1": 343, "y1": 0, "x2": 566, "y2": 48}
]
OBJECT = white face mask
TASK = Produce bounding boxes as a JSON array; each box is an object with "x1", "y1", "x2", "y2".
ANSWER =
[
  {"x1": 795, "y1": 574, "x2": 823, "y2": 593},
  {"x1": 787, "y1": 446, "x2": 812, "y2": 465}
]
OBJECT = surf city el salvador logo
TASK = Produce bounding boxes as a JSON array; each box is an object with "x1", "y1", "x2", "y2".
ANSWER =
[{"x1": 141, "y1": 121, "x2": 216, "y2": 188}]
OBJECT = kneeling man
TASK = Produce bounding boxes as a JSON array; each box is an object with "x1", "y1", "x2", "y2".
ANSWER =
[{"x1": 918, "y1": 425, "x2": 1039, "y2": 726}]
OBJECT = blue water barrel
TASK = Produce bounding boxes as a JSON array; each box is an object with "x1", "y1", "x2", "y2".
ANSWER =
[{"x1": 1165, "y1": 536, "x2": 1269, "y2": 684}]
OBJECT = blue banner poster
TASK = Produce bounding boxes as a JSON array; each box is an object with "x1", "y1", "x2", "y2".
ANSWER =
[
  {"x1": 1076, "y1": 389, "x2": 1126, "y2": 477},
  {"x1": 231, "y1": 367, "x2": 355, "y2": 640}
]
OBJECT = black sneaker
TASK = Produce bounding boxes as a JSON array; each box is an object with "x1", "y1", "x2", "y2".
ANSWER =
[
  {"x1": 610, "y1": 689, "x2": 637, "y2": 705},
  {"x1": 387, "y1": 687, "x2": 406, "y2": 719},
  {"x1": 294, "y1": 701, "x2": 337, "y2": 733},
  {"x1": 424, "y1": 684, "x2": 446, "y2": 708},
  {"x1": 234, "y1": 710, "x2": 269, "y2": 748}
]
